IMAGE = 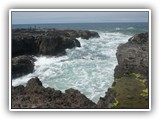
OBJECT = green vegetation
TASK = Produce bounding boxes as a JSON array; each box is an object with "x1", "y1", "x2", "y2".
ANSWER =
[
  {"x1": 140, "y1": 88, "x2": 148, "y2": 97},
  {"x1": 111, "y1": 97, "x2": 119, "y2": 108},
  {"x1": 127, "y1": 73, "x2": 141, "y2": 78},
  {"x1": 110, "y1": 73, "x2": 149, "y2": 109}
]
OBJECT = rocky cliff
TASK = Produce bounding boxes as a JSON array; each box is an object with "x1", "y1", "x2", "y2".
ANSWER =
[
  {"x1": 12, "y1": 28, "x2": 99, "y2": 78},
  {"x1": 11, "y1": 32, "x2": 149, "y2": 109},
  {"x1": 12, "y1": 28, "x2": 100, "y2": 57},
  {"x1": 97, "y1": 32, "x2": 149, "y2": 109}
]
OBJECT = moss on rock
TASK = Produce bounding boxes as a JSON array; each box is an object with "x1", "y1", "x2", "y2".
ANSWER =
[
  {"x1": 111, "y1": 97, "x2": 119, "y2": 108},
  {"x1": 140, "y1": 88, "x2": 148, "y2": 97},
  {"x1": 110, "y1": 73, "x2": 149, "y2": 109}
]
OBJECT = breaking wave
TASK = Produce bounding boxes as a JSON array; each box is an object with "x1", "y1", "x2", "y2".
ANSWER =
[{"x1": 12, "y1": 31, "x2": 130, "y2": 103}]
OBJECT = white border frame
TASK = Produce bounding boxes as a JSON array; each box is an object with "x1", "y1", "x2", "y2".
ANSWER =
[{"x1": 9, "y1": 9, "x2": 151, "y2": 111}]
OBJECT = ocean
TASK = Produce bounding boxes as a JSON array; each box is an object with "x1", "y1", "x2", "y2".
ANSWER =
[{"x1": 12, "y1": 22, "x2": 148, "y2": 103}]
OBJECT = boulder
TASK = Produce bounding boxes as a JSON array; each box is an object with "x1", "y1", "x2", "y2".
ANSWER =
[
  {"x1": 25, "y1": 77, "x2": 43, "y2": 92},
  {"x1": 12, "y1": 55, "x2": 35, "y2": 78}
]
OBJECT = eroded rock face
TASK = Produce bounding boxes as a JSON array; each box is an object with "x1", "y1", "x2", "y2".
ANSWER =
[
  {"x1": 114, "y1": 32, "x2": 149, "y2": 80},
  {"x1": 12, "y1": 36, "x2": 38, "y2": 57},
  {"x1": 37, "y1": 36, "x2": 81, "y2": 56},
  {"x1": 12, "y1": 29, "x2": 99, "y2": 57},
  {"x1": 12, "y1": 77, "x2": 96, "y2": 109},
  {"x1": 97, "y1": 88, "x2": 116, "y2": 108},
  {"x1": 12, "y1": 55, "x2": 35, "y2": 78},
  {"x1": 97, "y1": 32, "x2": 149, "y2": 109},
  {"x1": 12, "y1": 28, "x2": 99, "y2": 80}
]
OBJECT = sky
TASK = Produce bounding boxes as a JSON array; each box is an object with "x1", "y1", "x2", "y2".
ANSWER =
[{"x1": 12, "y1": 11, "x2": 148, "y2": 24}]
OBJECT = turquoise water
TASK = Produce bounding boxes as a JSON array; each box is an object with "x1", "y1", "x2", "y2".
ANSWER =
[{"x1": 12, "y1": 22, "x2": 148, "y2": 103}]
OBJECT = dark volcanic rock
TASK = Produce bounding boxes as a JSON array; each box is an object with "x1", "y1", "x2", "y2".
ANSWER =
[
  {"x1": 26, "y1": 77, "x2": 42, "y2": 87},
  {"x1": 52, "y1": 29, "x2": 100, "y2": 40},
  {"x1": 97, "y1": 88, "x2": 116, "y2": 108},
  {"x1": 128, "y1": 32, "x2": 148, "y2": 44},
  {"x1": 12, "y1": 29, "x2": 99, "y2": 56},
  {"x1": 114, "y1": 32, "x2": 149, "y2": 80},
  {"x1": 37, "y1": 36, "x2": 81, "y2": 56},
  {"x1": 12, "y1": 35, "x2": 38, "y2": 57},
  {"x1": 12, "y1": 77, "x2": 96, "y2": 109},
  {"x1": 71, "y1": 30, "x2": 100, "y2": 40},
  {"x1": 37, "y1": 36, "x2": 65, "y2": 55},
  {"x1": 12, "y1": 55, "x2": 35, "y2": 78},
  {"x1": 12, "y1": 28, "x2": 98, "y2": 78}
]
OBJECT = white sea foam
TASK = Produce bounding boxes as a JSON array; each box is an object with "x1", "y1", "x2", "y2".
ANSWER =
[
  {"x1": 115, "y1": 27, "x2": 121, "y2": 30},
  {"x1": 127, "y1": 27, "x2": 134, "y2": 30},
  {"x1": 12, "y1": 31, "x2": 131, "y2": 103}
]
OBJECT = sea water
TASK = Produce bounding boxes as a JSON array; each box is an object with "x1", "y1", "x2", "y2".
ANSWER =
[{"x1": 12, "y1": 23, "x2": 148, "y2": 103}]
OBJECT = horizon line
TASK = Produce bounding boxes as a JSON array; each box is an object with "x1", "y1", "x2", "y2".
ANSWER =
[{"x1": 12, "y1": 21, "x2": 148, "y2": 25}]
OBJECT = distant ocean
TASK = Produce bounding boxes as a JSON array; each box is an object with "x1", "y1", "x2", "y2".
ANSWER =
[{"x1": 12, "y1": 22, "x2": 148, "y2": 103}]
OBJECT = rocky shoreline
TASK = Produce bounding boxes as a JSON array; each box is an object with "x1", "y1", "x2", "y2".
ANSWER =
[
  {"x1": 12, "y1": 28, "x2": 99, "y2": 57},
  {"x1": 97, "y1": 32, "x2": 149, "y2": 109},
  {"x1": 12, "y1": 77, "x2": 96, "y2": 108},
  {"x1": 12, "y1": 28, "x2": 99, "y2": 78},
  {"x1": 11, "y1": 29, "x2": 149, "y2": 109}
]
